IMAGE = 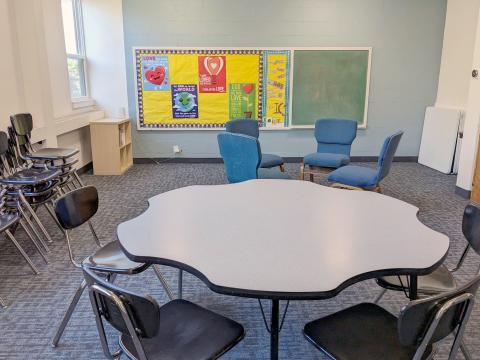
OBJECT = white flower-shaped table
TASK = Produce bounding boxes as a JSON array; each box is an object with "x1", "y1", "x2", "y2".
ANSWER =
[{"x1": 118, "y1": 180, "x2": 449, "y2": 360}]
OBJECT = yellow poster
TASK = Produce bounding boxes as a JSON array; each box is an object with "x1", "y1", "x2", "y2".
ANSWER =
[
  {"x1": 136, "y1": 49, "x2": 264, "y2": 129},
  {"x1": 263, "y1": 51, "x2": 290, "y2": 128}
]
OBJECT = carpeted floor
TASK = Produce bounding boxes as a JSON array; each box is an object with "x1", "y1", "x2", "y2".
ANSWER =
[{"x1": 0, "y1": 162, "x2": 478, "y2": 359}]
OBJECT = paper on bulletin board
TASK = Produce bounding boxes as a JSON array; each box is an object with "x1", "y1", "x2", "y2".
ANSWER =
[
  {"x1": 229, "y1": 83, "x2": 256, "y2": 119},
  {"x1": 142, "y1": 55, "x2": 170, "y2": 91},
  {"x1": 136, "y1": 49, "x2": 263, "y2": 129},
  {"x1": 263, "y1": 51, "x2": 290, "y2": 128}
]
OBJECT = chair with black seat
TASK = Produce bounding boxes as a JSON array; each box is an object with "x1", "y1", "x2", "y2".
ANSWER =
[
  {"x1": 218, "y1": 132, "x2": 290, "y2": 183},
  {"x1": 0, "y1": 131, "x2": 62, "y2": 250},
  {"x1": 10, "y1": 114, "x2": 101, "y2": 243},
  {"x1": 51, "y1": 185, "x2": 174, "y2": 347},
  {"x1": 83, "y1": 266, "x2": 245, "y2": 360},
  {"x1": 304, "y1": 274, "x2": 480, "y2": 360},
  {"x1": 373, "y1": 203, "x2": 480, "y2": 359},
  {"x1": 226, "y1": 119, "x2": 285, "y2": 171}
]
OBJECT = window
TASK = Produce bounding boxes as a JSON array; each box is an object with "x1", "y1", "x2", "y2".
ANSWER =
[{"x1": 61, "y1": 0, "x2": 88, "y2": 100}]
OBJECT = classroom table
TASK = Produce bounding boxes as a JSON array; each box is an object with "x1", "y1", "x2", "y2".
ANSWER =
[{"x1": 117, "y1": 180, "x2": 449, "y2": 360}]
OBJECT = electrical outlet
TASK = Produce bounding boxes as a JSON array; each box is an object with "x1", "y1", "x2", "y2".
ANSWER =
[{"x1": 173, "y1": 145, "x2": 182, "y2": 154}]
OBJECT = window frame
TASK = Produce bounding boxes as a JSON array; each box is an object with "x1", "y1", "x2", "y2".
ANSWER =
[{"x1": 64, "y1": 0, "x2": 90, "y2": 102}]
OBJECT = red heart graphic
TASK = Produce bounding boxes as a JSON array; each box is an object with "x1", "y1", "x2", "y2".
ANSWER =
[
  {"x1": 242, "y1": 84, "x2": 254, "y2": 95},
  {"x1": 145, "y1": 66, "x2": 165, "y2": 85}
]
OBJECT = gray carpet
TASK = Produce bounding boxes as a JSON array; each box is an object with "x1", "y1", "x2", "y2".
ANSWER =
[{"x1": 0, "y1": 162, "x2": 478, "y2": 359}]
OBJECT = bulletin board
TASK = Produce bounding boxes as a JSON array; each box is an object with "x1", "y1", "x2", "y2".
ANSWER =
[{"x1": 134, "y1": 47, "x2": 370, "y2": 130}]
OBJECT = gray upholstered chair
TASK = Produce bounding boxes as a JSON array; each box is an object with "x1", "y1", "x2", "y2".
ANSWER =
[
  {"x1": 217, "y1": 132, "x2": 290, "y2": 183},
  {"x1": 300, "y1": 119, "x2": 357, "y2": 181},
  {"x1": 327, "y1": 131, "x2": 403, "y2": 192},
  {"x1": 226, "y1": 119, "x2": 285, "y2": 171}
]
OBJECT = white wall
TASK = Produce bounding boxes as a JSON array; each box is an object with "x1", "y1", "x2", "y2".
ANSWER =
[
  {"x1": 83, "y1": 0, "x2": 129, "y2": 118},
  {"x1": 0, "y1": 0, "x2": 132, "y2": 168},
  {"x1": 456, "y1": 7, "x2": 480, "y2": 191},
  {"x1": 436, "y1": 0, "x2": 480, "y2": 109}
]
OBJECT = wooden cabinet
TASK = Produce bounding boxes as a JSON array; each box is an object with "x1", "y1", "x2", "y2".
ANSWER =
[{"x1": 90, "y1": 118, "x2": 133, "y2": 175}]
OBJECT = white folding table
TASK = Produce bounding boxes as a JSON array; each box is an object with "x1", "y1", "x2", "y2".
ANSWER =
[{"x1": 118, "y1": 180, "x2": 449, "y2": 360}]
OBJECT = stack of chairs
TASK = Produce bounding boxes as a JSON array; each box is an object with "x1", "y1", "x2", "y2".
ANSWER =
[{"x1": 0, "y1": 113, "x2": 97, "y2": 307}]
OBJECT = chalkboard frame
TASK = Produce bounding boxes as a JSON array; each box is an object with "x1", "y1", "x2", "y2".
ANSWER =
[{"x1": 290, "y1": 47, "x2": 372, "y2": 129}]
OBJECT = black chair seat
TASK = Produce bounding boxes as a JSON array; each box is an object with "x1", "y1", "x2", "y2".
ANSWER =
[
  {"x1": 82, "y1": 240, "x2": 149, "y2": 274},
  {"x1": 378, "y1": 265, "x2": 456, "y2": 294},
  {"x1": 0, "y1": 213, "x2": 20, "y2": 232},
  {"x1": 119, "y1": 299, "x2": 245, "y2": 360},
  {"x1": 27, "y1": 147, "x2": 79, "y2": 160},
  {"x1": 0, "y1": 167, "x2": 60, "y2": 185},
  {"x1": 304, "y1": 303, "x2": 432, "y2": 360}
]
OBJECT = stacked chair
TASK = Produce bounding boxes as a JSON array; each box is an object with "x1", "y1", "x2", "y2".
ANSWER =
[{"x1": 9, "y1": 113, "x2": 101, "y2": 245}]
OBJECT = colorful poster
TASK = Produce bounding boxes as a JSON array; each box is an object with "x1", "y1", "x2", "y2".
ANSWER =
[
  {"x1": 198, "y1": 56, "x2": 226, "y2": 93},
  {"x1": 229, "y1": 83, "x2": 256, "y2": 119},
  {"x1": 263, "y1": 51, "x2": 290, "y2": 128},
  {"x1": 142, "y1": 55, "x2": 170, "y2": 91},
  {"x1": 171, "y1": 84, "x2": 198, "y2": 118}
]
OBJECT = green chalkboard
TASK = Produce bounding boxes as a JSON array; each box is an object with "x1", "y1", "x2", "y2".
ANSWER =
[{"x1": 291, "y1": 49, "x2": 370, "y2": 128}]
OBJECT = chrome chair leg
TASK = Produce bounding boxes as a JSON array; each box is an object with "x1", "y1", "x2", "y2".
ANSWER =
[
  {"x1": 178, "y1": 269, "x2": 183, "y2": 299},
  {"x1": 5, "y1": 229, "x2": 39, "y2": 274},
  {"x1": 51, "y1": 279, "x2": 87, "y2": 347},
  {"x1": 460, "y1": 341, "x2": 473, "y2": 360},
  {"x1": 373, "y1": 288, "x2": 387, "y2": 304},
  {"x1": 88, "y1": 221, "x2": 101, "y2": 247},
  {"x1": 19, "y1": 219, "x2": 48, "y2": 264},
  {"x1": 18, "y1": 205, "x2": 50, "y2": 253},
  {"x1": 18, "y1": 191, "x2": 53, "y2": 244},
  {"x1": 44, "y1": 202, "x2": 64, "y2": 234},
  {"x1": 152, "y1": 265, "x2": 174, "y2": 300}
]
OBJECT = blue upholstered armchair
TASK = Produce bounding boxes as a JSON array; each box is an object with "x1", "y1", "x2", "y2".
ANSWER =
[
  {"x1": 327, "y1": 131, "x2": 403, "y2": 192},
  {"x1": 217, "y1": 133, "x2": 290, "y2": 183},
  {"x1": 226, "y1": 119, "x2": 285, "y2": 171},
  {"x1": 300, "y1": 119, "x2": 357, "y2": 181}
]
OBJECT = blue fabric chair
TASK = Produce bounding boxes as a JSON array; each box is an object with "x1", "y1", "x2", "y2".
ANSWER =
[
  {"x1": 226, "y1": 119, "x2": 285, "y2": 171},
  {"x1": 301, "y1": 119, "x2": 358, "y2": 181},
  {"x1": 327, "y1": 131, "x2": 404, "y2": 191},
  {"x1": 217, "y1": 133, "x2": 290, "y2": 183}
]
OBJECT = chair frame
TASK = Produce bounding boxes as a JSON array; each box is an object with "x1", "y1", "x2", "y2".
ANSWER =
[
  {"x1": 51, "y1": 187, "x2": 174, "y2": 347},
  {"x1": 88, "y1": 282, "x2": 147, "y2": 360}
]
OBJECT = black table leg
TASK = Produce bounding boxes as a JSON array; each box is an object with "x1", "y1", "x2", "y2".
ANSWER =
[
  {"x1": 271, "y1": 300, "x2": 279, "y2": 360},
  {"x1": 409, "y1": 274, "x2": 418, "y2": 300}
]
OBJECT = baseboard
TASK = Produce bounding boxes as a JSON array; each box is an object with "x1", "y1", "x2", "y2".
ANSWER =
[
  {"x1": 134, "y1": 156, "x2": 419, "y2": 164},
  {"x1": 77, "y1": 161, "x2": 93, "y2": 174},
  {"x1": 455, "y1": 186, "x2": 471, "y2": 199}
]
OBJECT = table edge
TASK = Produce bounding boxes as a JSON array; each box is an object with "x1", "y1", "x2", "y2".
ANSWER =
[{"x1": 119, "y1": 241, "x2": 450, "y2": 301}]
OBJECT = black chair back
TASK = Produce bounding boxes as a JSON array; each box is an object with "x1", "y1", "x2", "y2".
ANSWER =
[
  {"x1": 398, "y1": 274, "x2": 480, "y2": 347},
  {"x1": 0, "y1": 132, "x2": 9, "y2": 155},
  {"x1": 83, "y1": 266, "x2": 160, "y2": 338},
  {"x1": 10, "y1": 113, "x2": 33, "y2": 137},
  {"x1": 54, "y1": 186, "x2": 99, "y2": 229},
  {"x1": 463, "y1": 204, "x2": 480, "y2": 255}
]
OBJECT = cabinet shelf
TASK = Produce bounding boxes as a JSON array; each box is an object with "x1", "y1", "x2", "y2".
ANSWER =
[{"x1": 90, "y1": 118, "x2": 133, "y2": 175}]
